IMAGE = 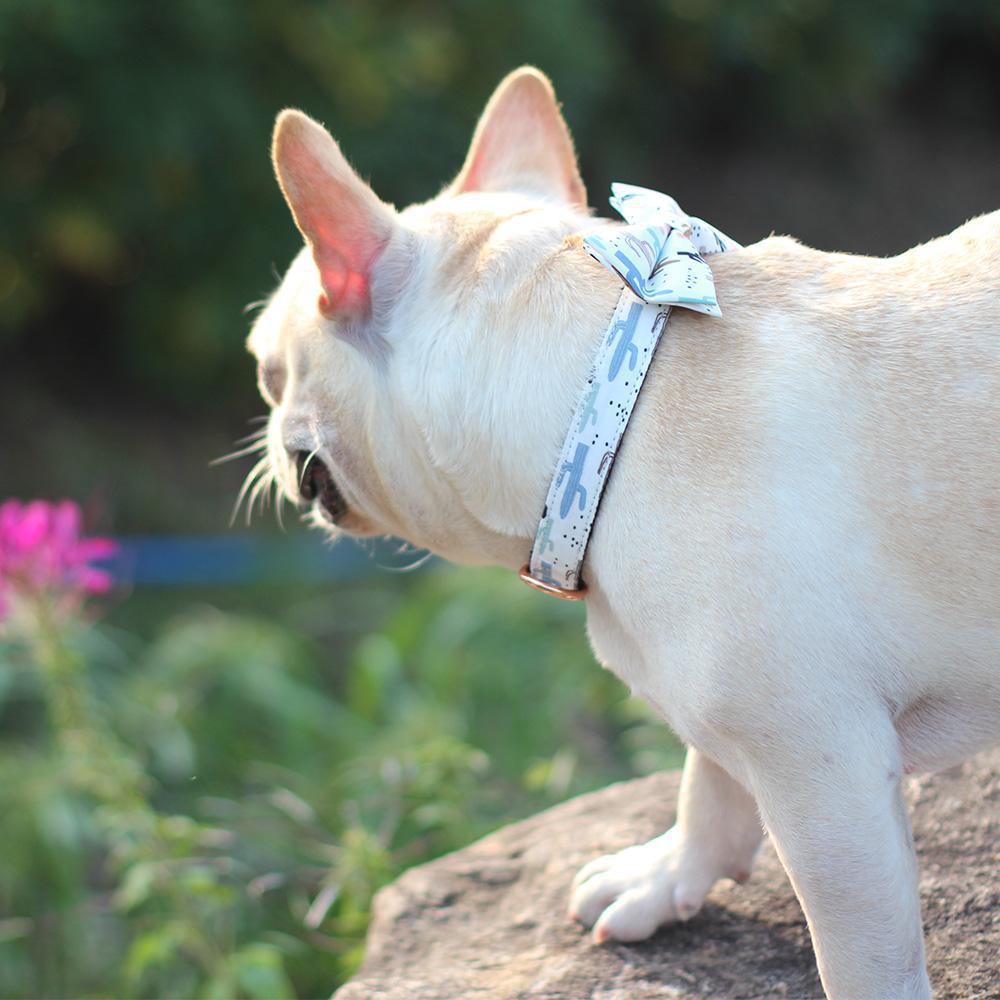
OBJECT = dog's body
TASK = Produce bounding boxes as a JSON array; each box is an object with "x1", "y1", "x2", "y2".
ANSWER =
[{"x1": 249, "y1": 68, "x2": 999, "y2": 998}]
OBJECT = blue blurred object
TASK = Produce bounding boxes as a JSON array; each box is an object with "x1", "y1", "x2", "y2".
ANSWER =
[{"x1": 107, "y1": 535, "x2": 432, "y2": 586}]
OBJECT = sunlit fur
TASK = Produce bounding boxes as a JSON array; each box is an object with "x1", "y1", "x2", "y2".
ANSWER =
[{"x1": 248, "y1": 67, "x2": 998, "y2": 1000}]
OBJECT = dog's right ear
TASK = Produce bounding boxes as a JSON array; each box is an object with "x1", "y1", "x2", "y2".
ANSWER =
[
  {"x1": 272, "y1": 110, "x2": 396, "y2": 321},
  {"x1": 451, "y1": 67, "x2": 587, "y2": 206}
]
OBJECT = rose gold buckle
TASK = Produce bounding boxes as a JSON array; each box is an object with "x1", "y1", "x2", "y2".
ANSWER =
[{"x1": 518, "y1": 565, "x2": 588, "y2": 600}]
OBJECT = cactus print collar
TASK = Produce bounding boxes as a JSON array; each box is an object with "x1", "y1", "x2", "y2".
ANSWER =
[{"x1": 519, "y1": 184, "x2": 740, "y2": 599}]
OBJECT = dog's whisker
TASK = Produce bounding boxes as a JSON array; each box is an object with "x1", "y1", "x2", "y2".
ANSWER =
[
  {"x1": 233, "y1": 464, "x2": 263, "y2": 527},
  {"x1": 246, "y1": 462, "x2": 276, "y2": 527},
  {"x1": 234, "y1": 427, "x2": 269, "y2": 445},
  {"x1": 379, "y1": 549, "x2": 433, "y2": 574},
  {"x1": 231, "y1": 455, "x2": 270, "y2": 528},
  {"x1": 246, "y1": 478, "x2": 269, "y2": 526},
  {"x1": 210, "y1": 437, "x2": 268, "y2": 466},
  {"x1": 298, "y1": 442, "x2": 322, "y2": 491},
  {"x1": 274, "y1": 480, "x2": 287, "y2": 532}
]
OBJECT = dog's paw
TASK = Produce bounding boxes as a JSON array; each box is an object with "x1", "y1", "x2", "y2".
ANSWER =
[{"x1": 568, "y1": 827, "x2": 734, "y2": 943}]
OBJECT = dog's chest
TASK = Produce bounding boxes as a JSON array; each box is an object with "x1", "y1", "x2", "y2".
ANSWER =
[{"x1": 584, "y1": 595, "x2": 704, "y2": 743}]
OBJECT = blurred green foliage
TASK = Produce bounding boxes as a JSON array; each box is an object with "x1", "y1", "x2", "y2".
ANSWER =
[{"x1": 1, "y1": 567, "x2": 681, "y2": 997}]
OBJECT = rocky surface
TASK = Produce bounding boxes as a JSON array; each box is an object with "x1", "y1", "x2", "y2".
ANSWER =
[{"x1": 335, "y1": 747, "x2": 999, "y2": 999}]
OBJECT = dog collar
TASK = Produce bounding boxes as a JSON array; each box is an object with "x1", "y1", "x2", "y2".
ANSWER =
[{"x1": 519, "y1": 183, "x2": 740, "y2": 599}]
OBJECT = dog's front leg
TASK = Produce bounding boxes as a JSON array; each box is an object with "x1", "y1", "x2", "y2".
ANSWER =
[
  {"x1": 569, "y1": 746, "x2": 763, "y2": 942},
  {"x1": 740, "y1": 713, "x2": 930, "y2": 1000}
]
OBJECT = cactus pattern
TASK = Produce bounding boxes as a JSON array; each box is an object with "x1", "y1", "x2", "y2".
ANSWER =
[
  {"x1": 556, "y1": 442, "x2": 589, "y2": 518},
  {"x1": 607, "y1": 300, "x2": 642, "y2": 381},
  {"x1": 622, "y1": 232, "x2": 656, "y2": 270},
  {"x1": 610, "y1": 250, "x2": 650, "y2": 300},
  {"x1": 576, "y1": 381, "x2": 600, "y2": 433},
  {"x1": 535, "y1": 515, "x2": 555, "y2": 554}
]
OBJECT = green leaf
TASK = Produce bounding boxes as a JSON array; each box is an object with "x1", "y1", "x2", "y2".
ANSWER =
[
  {"x1": 114, "y1": 860, "x2": 158, "y2": 911},
  {"x1": 125, "y1": 923, "x2": 182, "y2": 984}
]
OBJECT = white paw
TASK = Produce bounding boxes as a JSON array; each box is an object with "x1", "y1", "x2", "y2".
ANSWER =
[{"x1": 568, "y1": 827, "x2": 735, "y2": 944}]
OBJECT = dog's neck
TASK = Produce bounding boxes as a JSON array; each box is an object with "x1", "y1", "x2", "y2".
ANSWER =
[{"x1": 394, "y1": 220, "x2": 624, "y2": 571}]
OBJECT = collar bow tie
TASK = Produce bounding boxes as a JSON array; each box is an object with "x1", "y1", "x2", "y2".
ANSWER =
[{"x1": 583, "y1": 182, "x2": 740, "y2": 318}]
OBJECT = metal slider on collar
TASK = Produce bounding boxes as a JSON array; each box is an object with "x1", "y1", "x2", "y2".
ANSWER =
[{"x1": 518, "y1": 564, "x2": 588, "y2": 600}]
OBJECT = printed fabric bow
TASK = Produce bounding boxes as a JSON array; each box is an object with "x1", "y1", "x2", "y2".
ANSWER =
[{"x1": 583, "y1": 183, "x2": 741, "y2": 317}]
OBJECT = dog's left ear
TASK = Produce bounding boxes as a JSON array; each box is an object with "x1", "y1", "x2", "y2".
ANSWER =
[
  {"x1": 272, "y1": 109, "x2": 397, "y2": 321},
  {"x1": 451, "y1": 67, "x2": 586, "y2": 206}
]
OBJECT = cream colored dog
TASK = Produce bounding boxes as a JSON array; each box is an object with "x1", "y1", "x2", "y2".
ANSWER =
[{"x1": 248, "y1": 67, "x2": 999, "y2": 999}]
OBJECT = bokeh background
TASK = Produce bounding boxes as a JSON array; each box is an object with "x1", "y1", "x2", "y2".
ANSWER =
[{"x1": 3, "y1": 2, "x2": 1000, "y2": 997}]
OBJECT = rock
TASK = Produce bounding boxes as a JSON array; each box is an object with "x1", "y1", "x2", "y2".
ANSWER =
[{"x1": 334, "y1": 748, "x2": 1000, "y2": 999}]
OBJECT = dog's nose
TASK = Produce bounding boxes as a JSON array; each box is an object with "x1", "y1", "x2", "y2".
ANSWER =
[
  {"x1": 295, "y1": 450, "x2": 318, "y2": 501},
  {"x1": 293, "y1": 450, "x2": 349, "y2": 522}
]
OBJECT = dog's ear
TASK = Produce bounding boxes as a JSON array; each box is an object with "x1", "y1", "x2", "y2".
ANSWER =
[
  {"x1": 272, "y1": 110, "x2": 396, "y2": 320},
  {"x1": 451, "y1": 67, "x2": 586, "y2": 206}
]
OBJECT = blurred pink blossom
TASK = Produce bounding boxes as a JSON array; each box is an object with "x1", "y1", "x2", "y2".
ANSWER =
[{"x1": 0, "y1": 500, "x2": 117, "y2": 620}]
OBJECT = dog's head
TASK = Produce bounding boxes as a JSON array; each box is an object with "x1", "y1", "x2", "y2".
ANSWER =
[{"x1": 248, "y1": 68, "x2": 616, "y2": 565}]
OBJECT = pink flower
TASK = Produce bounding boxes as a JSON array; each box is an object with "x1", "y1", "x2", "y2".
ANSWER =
[{"x1": 0, "y1": 499, "x2": 118, "y2": 621}]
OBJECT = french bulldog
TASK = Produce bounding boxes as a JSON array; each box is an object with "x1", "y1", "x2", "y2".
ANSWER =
[{"x1": 247, "y1": 66, "x2": 1000, "y2": 999}]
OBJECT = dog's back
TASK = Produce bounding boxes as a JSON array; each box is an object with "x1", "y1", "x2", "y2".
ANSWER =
[{"x1": 728, "y1": 215, "x2": 999, "y2": 606}]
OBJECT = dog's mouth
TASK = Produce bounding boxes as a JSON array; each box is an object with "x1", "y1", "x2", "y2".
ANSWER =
[{"x1": 296, "y1": 450, "x2": 349, "y2": 523}]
